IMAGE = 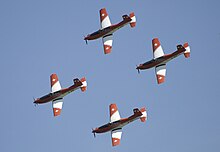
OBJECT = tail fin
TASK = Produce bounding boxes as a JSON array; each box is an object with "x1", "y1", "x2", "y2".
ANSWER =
[
  {"x1": 80, "y1": 77, "x2": 87, "y2": 92},
  {"x1": 129, "y1": 12, "x2": 136, "y2": 28},
  {"x1": 183, "y1": 43, "x2": 190, "y2": 58},
  {"x1": 140, "y1": 107, "x2": 147, "y2": 122}
]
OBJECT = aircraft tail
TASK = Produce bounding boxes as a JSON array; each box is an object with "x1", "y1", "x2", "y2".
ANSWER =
[
  {"x1": 183, "y1": 43, "x2": 190, "y2": 58},
  {"x1": 129, "y1": 12, "x2": 136, "y2": 28},
  {"x1": 140, "y1": 107, "x2": 147, "y2": 122},
  {"x1": 80, "y1": 77, "x2": 87, "y2": 92}
]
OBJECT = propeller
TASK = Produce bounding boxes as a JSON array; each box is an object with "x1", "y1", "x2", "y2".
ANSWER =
[
  {"x1": 33, "y1": 97, "x2": 37, "y2": 107},
  {"x1": 136, "y1": 65, "x2": 140, "y2": 74},
  {"x1": 92, "y1": 128, "x2": 96, "y2": 138},
  {"x1": 84, "y1": 36, "x2": 88, "y2": 45}
]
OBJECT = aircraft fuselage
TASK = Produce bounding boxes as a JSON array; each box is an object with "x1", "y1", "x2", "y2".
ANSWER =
[
  {"x1": 84, "y1": 16, "x2": 131, "y2": 41},
  {"x1": 34, "y1": 79, "x2": 82, "y2": 104},
  {"x1": 137, "y1": 45, "x2": 186, "y2": 70},
  {"x1": 93, "y1": 110, "x2": 142, "y2": 134}
]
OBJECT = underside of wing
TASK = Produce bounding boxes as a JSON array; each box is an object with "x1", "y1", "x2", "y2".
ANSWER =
[
  {"x1": 155, "y1": 64, "x2": 166, "y2": 84},
  {"x1": 50, "y1": 74, "x2": 62, "y2": 93},
  {"x1": 110, "y1": 104, "x2": 120, "y2": 123},
  {"x1": 111, "y1": 128, "x2": 122, "y2": 146},
  {"x1": 100, "y1": 8, "x2": 111, "y2": 29},
  {"x1": 52, "y1": 98, "x2": 63, "y2": 117},
  {"x1": 152, "y1": 38, "x2": 164, "y2": 59},
  {"x1": 102, "y1": 34, "x2": 113, "y2": 54}
]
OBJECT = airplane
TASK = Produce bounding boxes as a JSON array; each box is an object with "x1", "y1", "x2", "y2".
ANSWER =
[
  {"x1": 92, "y1": 103, "x2": 147, "y2": 146},
  {"x1": 34, "y1": 73, "x2": 87, "y2": 116},
  {"x1": 84, "y1": 8, "x2": 136, "y2": 54},
  {"x1": 136, "y1": 38, "x2": 190, "y2": 84}
]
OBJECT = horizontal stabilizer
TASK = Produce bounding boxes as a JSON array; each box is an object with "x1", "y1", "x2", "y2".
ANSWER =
[
  {"x1": 80, "y1": 77, "x2": 87, "y2": 92},
  {"x1": 129, "y1": 12, "x2": 136, "y2": 28},
  {"x1": 183, "y1": 43, "x2": 190, "y2": 58},
  {"x1": 140, "y1": 107, "x2": 147, "y2": 122}
]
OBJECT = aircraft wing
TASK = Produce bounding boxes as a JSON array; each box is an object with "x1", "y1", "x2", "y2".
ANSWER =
[
  {"x1": 100, "y1": 8, "x2": 111, "y2": 29},
  {"x1": 152, "y1": 38, "x2": 164, "y2": 59},
  {"x1": 102, "y1": 34, "x2": 113, "y2": 54},
  {"x1": 110, "y1": 104, "x2": 121, "y2": 123},
  {"x1": 52, "y1": 98, "x2": 63, "y2": 116},
  {"x1": 50, "y1": 74, "x2": 62, "y2": 93},
  {"x1": 155, "y1": 64, "x2": 166, "y2": 84},
  {"x1": 111, "y1": 128, "x2": 122, "y2": 146}
]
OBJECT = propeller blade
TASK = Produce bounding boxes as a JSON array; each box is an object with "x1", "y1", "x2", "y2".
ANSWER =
[
  {"x1": 93, "y1": 132, "x2": 96, "y2": 138},
  {"x1": 33, "y1": 97, "x2": 38, "y2": 107},
  {"x1": 136, "y1": 65, "x2": 140, "y2": 74},
  {"x1": 92, "y1": 128, "x2": 96, "y2": 138},
  {"x1": 84, "y1": 35, "x2": 88, "y2": 45}
]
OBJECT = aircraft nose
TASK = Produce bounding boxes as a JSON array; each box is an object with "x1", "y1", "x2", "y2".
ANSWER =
[
  {"x1": 84, "y1": 34, "x2": 90, "y2": 40},
  {"x1": 33, "y1": 98, "x2": 39, "y2": 103},
  {"x1": 136, "y1": 64, "x2": 143, "y2": 69},
  {"x1": 92, "y1": 128, "x2": 98, "y2": 133}
]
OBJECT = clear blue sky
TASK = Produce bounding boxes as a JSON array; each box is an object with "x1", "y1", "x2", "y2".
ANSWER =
[{"x1": 1, "y1": 0, "x2": 220, "y2": 152}]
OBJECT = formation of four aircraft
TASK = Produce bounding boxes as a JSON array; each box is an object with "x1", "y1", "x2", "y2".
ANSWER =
[{"x1": 34, "y1": 8, "x2": 190, "y2": 147}]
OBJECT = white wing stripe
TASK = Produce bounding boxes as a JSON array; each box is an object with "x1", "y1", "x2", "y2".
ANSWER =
[
  {"x1": 51, "y1": 81, "x2": 61, "y2": 93},
  {"x1": 110, "y1": 111, "x2": 120, "y2": 123},
  {"x1": 156, "y1": 64, "x2": 166, "y2": 76},
  {"x1": 154, "y1": 45, "x2": 164, "y2": 59},
  {"x1": 53, "y1": 99, "x2": 63, "y2": 109},
  {"x1": 103, "y1": 34, "x2": 113, "y2": 46},
  {"x1": 101, "y1": 16, "x2": 111, "y2": 29},
  {"x1": 112, "y1": 129, "x2": 122, "y2": 139}
]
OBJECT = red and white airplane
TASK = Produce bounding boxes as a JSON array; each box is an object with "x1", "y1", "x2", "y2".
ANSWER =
[
  {"x1": 84, "y1": 8, "x2": 136, "y2": 54},
  {"x1": 34, "y1": 74, "x2": 87, "y2": 116},
  {"x1": 136, "y1": 38, "x2": 190, "y2": 84},
  {"x1": 92, "y1": 104, "x2": 147, "y2": 146}
]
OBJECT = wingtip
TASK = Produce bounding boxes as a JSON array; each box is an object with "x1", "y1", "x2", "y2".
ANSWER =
[
  {"x1": 156, "y1": 74, "x2": 165, "y2": 84},
  {"x1": 104, "y1": 45, "x2": 112, "y2": 54},
  {"x1": 53, "y1": 108, "x2": 61, "y2": 117},
  {"x1": 112, "y1": 138, "x2": 120, "y2": 146}
]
